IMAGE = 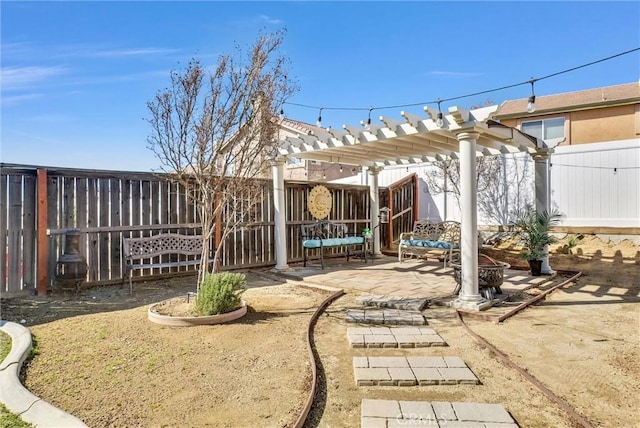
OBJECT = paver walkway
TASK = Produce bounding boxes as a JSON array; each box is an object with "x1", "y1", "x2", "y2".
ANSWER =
[
  {"x1": 284, "y1": 255, "x2": 549, "y2": 300},
  {"x1": 353, "y1": 356, "x2": 479, "y2": 386},
  {"x1": 347, "y1": 327, "x2": 447, "y2": 348},
  {"x1": 361, "y1": 399, "x2": 518, "y2": 427},
  {"x1": 356, "y1": 295, "x2": 429, "y2": 311},
  {"x1": 346, "y1": 308, "x2": 427, "y2": 325}
]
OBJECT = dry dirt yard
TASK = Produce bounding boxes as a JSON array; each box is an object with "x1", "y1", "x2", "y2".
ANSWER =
[{"x1": 1, "y1": 234, "x2": 638, "y2": 428}]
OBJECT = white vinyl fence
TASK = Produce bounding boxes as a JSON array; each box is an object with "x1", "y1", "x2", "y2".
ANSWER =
[
  {"x1": 332, "y1": 138, "x2": 640, "y2": 228},
  {"x1": 550, "y1": 139, "x2": 639, "y2": 228}
]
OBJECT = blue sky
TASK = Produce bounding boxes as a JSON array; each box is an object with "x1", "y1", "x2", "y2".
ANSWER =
[{"x1": 2, "y1": 1, "x2": 639, "y2": 172}]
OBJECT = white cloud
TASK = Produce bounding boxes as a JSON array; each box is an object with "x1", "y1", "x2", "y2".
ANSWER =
[
  {"x1": 1, "y1": 66, "x2": 68, "y2": 90},
  {"x1": 89, "y1": 47, "x2": 180, "y2": 58},
  {"x1": 258, "y1": 15, "x2": 284, "y2": 25}
]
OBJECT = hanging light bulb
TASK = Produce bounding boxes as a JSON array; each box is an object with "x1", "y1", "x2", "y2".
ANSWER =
[
  {"x1": 361, "y1": 107, "x2": 373, "y2": 131},
  {"x1": 339, "y1": 164, "x2": 343, "y2": 173},
  {"x1": 526, "y1": 79, "x2": 536, "y2": 113},
  {"x1": 279, "y1": 108, "x2": 284, "y2": 119},
  {"x1": 435, "y1": 99, "x2": 444, "y2": 127},
  {"x1": 316, "y1": 107, "x2": 323, "y2": 127}
]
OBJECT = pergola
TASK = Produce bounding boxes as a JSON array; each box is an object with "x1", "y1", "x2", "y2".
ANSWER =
[{"x1": 271, "y1": 105, "x2": 558, "y2": 311}]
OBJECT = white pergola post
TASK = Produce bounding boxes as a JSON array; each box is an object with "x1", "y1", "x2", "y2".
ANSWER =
[
  {"x1": 533, "y1": 149, "x2": 554, "y2": 274},
  {"x1": 271, "y1": 158, "x2": 289, "y2": 271},
  {"x1": 368, "y1": 166, "x2": 382, "y2": 256},
  {"x1": 452, "y1": 131, "x2": 491, "y2": 311}
]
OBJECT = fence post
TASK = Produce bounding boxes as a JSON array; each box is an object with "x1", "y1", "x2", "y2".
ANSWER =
[{"x1": 37, "y1": 168, "x2": 48, "y2": 296}]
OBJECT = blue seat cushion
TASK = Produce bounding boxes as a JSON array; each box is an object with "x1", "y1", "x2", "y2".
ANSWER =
[
  {"x1": 303, "y1": 236, "x2": 364, "y2": 249},
  {"x1": 401, "y1": 239, "x2": 453, "y2": 249}
]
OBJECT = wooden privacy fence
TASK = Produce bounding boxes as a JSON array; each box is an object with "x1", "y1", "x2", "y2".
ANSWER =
[{"x1": 1, "y1": 164, "x2": 417, "y2": 294}]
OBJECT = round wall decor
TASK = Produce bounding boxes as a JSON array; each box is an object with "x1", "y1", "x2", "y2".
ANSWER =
[{"x1": 307, "y1": 185, "x2": 332, "y2": 219}]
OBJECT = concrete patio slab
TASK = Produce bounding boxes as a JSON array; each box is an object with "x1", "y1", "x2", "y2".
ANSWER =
[
  {"x1": 362, "y1": 399, "x2": 518, "y2": 427},
  {"x1": 283, "y1": 256, "x2": 551, "y2": 304},
  {"x1": 354, "y1": 356, "x2": 480, "y2": 386},
  {"x1": 346, "y1": 308, "x2": 427, "y2": 326},
  {"x1": 348, "y1": 326, "x2": 446, "y2": 348}
]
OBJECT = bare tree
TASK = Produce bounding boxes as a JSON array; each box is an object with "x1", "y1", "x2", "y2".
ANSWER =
[
  {"x1": 477, "y1": 154, "x2": 533, "y2": 224},
  {"x1": 424, "y1": 154, "x2": 534, "y2": 225},
  {"x1": 424, "y1": 156, "x2": 502, "y2": 205},
  {"x1": 146, "y1": 30, "x2": 296, "y2": 290}
]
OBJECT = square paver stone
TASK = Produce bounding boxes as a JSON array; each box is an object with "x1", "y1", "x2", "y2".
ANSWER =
[
  {"x1": 388, "y1": 367, "x2": 417, "y2": 385},
  {"x1": 387, "y1": 418, "x2": 439, "y2": 427},
  {"x1": 415, "y1": 336, "x2": 447, "y2": 347},
  {"x1": 361, "y1": 399, "x2": 401, "y2": 418},
  {"x1": 407, "y1": 357, "x2": 447, "y2": 368},
  {"x1": 399, "y1": 401, "x2": 436, "y2": 421},
  {"x1": 348, "y1": 334, "x2": 366, "y2": 347},
  {"x1": 365, "y1": 334, "x2": 397, "y2": 346},
  {"x1": 394, "y1": 334, "x2": 419, "y2": 347},
  {"x1": 411, "y1": 367, "x2": 443, "y2": 384},
  {"x1": 345, "y1": 310, "x2": 365, "y2": 323},
  {"x1": 354, "y1": 367, "x2": 390, "y2": 383},
  {"x1": 441, "y1": 422, "x2": 485, "y2": 427},
  {"x1": 432, "y1": 401, "x2": 456, "y2": 421},
  {"x1": 390, "y1": 327, "x2": 422, "y2": 335},
  {"x1": 353, "y1": 357, "x2": 369, "y2": 368},
  {"x1": 368, "y1": 327, "x2": 393, "y2": 335},
  {"x1": 438, "y1": 368, "x2": 479, "y2": 384},
  {"x1": 368, "y1": 357, "x2": 410, "y2": 368},
  {"x1": 451, "y1": 402, "x2": 515, "y2": 423},
  {"x1": 444, "y1": 356, "x2": 467, "y2": 367},
  {"x1": 364, "y1": 310, "x2": 386, "y2": 323}
]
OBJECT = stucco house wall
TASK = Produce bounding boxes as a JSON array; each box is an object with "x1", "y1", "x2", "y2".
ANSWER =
[{"x1": 494, "y1": 81, "x2": 640, "y2": 146}]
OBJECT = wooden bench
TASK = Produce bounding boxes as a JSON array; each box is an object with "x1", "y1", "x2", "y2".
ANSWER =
[
  {"x1": 123, "y1": 233, "x2": 214, "y2": 293},
  {"x1": 398, "y1": 220, "x2": 460, "y2": 267},
  {"x1": 301, "y1": 220, "x2": 368, "y2": 269}
]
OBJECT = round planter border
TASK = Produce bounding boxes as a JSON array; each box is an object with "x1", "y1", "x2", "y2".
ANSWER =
[{"x1": 148, "y1": 298, "x2": 247, "y2": 326}]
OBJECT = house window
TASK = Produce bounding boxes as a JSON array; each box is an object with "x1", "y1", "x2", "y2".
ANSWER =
[
  {"x1": 521, "y1": 117, "x2": 565, "y2": 140},
  {"x1": 287, "y1": 157, "x2": 304, "y2": 167}
]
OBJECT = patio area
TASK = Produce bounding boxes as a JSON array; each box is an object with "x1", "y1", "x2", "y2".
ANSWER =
[{"x1": 282, "y1": 254, "x2": 551, "y2": 302}]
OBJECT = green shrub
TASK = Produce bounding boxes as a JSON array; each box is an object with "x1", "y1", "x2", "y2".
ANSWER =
[
  {"x1": 559, "y1": 234, "x2": 585, "y2": 254},
  {"x1": 195, "y1": 272, "x2": 246, "y2": 316}
]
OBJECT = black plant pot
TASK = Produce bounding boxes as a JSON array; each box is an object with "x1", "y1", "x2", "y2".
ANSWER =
[{"x1": 529, "y1": 259, "x2": 543, "y2": 276}]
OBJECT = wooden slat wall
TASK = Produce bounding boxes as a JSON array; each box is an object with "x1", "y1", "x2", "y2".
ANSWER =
[
  {"x1": 22, "y1": 175, "x2": 37, "y2": 289},
  {"x1": 389, "y1": 176, "x2": 416, "y2": 244},
  {"x1": 0, "y1": 175, "x2": 7, "y2": 291},
  {"x1": 1, "y1": 165, "x2": 400, "y2": 292}
]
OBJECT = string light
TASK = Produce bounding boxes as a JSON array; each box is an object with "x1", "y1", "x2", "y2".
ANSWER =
[
  {"x1": 549, "y1": 162, "x2": 638, "y2": 171},
  {"x1": 316, "y1": 107, "x2": 323, "y2": 127},
  {"x1": 435, "y1": 99, "x2": 444, "y2": 127},
  {"x1": 282, "y1": 47, "x2": 639, "y2": 121},
  {"x1": 526, "y1": 79, "x2": 536, "y2": 113},
  {"x1": 279, "y1": 108, "x2": 284, "y2": 119},
  {"x1": 364, "y1": 107, "x2": 374, "y2": 130}
]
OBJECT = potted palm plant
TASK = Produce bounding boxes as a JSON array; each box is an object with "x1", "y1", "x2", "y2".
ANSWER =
[{"x1": 513, "y1": 206, "x2": 562, "y2": 276}]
